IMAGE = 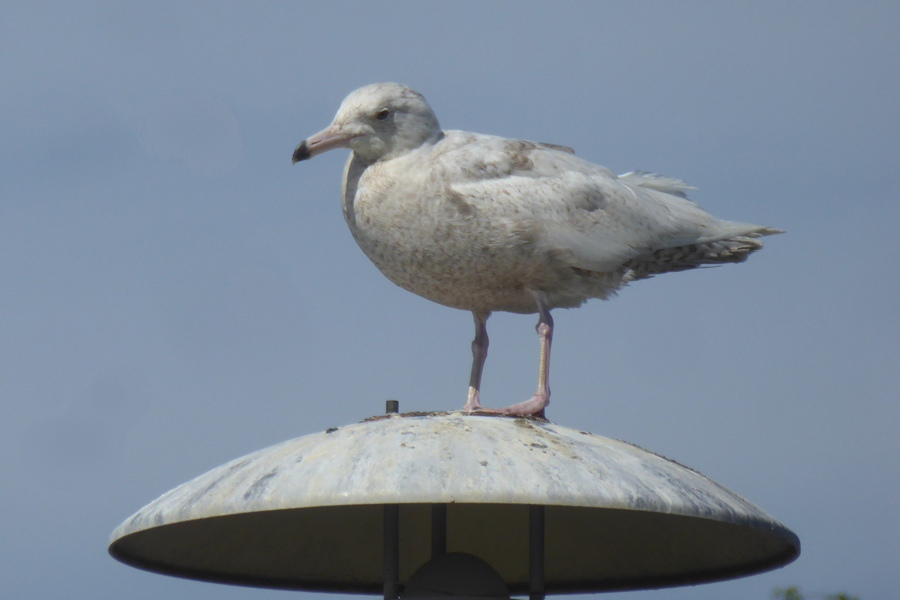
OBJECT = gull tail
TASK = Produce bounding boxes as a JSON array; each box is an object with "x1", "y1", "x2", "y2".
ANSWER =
[{"x1": 623, "y1": 225, "x2": 783, "y2": 282}]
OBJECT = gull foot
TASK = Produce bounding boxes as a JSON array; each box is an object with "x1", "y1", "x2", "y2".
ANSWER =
[{"x1": 462, "y1": 393, "x2": 548, "y2": 418}]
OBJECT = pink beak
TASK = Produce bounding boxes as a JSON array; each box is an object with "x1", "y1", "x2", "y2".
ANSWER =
[{"x1": 292, "y1": 125, "x2": 355, "y2": 163}]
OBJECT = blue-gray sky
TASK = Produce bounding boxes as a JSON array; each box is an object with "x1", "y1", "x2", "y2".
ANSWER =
[{"x1": 2, "y1": 2, "x2": 897, "y2": 599}]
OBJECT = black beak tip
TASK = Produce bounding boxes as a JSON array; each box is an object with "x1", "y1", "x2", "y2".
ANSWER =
[{"x1": 292, "y1": 142, "x2": 311, "y2": 164}]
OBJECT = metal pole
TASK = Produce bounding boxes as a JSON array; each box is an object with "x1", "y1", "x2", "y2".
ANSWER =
[
  {"x1": 383, "y1": 400, "x2": 400, "y2": 600},
  {"x1": 431, "y1": 504, "x2": 447, "y2": 558},
  {"x1": 529, "y1": 505, "x2": 545, "y2": 600},
  {"x1": 383, "y1": 504, "x2": 400, "y2": 600}
]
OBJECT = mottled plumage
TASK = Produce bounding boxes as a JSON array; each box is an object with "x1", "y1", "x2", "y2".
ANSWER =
[{"x1": 293, "y1": 83, "x2": 781, "y2": 416}]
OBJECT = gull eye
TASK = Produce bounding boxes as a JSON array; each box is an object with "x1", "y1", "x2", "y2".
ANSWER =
[{"x1": 376, "y1": 108, "x2": 390, "y2": 120}]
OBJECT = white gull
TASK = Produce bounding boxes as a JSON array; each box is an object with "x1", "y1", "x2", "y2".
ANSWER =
[{"x1": 292, "y1": 83, "x2": 781, "y2": 417}]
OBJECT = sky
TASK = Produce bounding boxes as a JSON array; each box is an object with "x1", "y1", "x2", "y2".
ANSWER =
[{"x1": 2, "y1": 2, "x2": 898, "y2": 599}]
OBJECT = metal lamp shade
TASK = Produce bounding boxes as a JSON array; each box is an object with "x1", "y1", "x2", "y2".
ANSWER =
[{"x1": 109, "y1": 413, "x2": 799, "y2": 594}]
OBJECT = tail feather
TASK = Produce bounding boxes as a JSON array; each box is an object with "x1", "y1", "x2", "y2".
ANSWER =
[{"x1": 622, "y1": 233, "x2": 779, "y2": 282}]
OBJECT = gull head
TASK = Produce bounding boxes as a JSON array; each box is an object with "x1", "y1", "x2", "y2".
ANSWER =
[{"x1": 293, "y1": 83, "x2": 442, "y2": 164}]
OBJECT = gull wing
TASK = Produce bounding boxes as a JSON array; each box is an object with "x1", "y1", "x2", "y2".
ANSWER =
[{"x1": 441, "y1": 133, "x2": 778, "y2": 273}]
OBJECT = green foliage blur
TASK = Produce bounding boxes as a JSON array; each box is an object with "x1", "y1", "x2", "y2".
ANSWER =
[{"x1": 772, "y1": 586, "x2": 859, "y2": 600}]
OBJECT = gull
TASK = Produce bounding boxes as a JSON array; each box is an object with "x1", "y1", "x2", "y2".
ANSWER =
[{"x1": 292, "y1": 83, "x2": 780, "y2": 417}]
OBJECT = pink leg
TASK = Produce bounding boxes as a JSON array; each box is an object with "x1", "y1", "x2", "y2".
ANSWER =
[
  {"x1": 462, "y1": 311, "x2": 490, "y2": 411},
  {"x1": 462, "y1": 298, "x2": 553, "y2": 418}
]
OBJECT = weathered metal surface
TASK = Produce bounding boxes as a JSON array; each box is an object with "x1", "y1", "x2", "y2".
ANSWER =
[{"x1": 109, "y1": 412, "x2": 799, "y2": 593}]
